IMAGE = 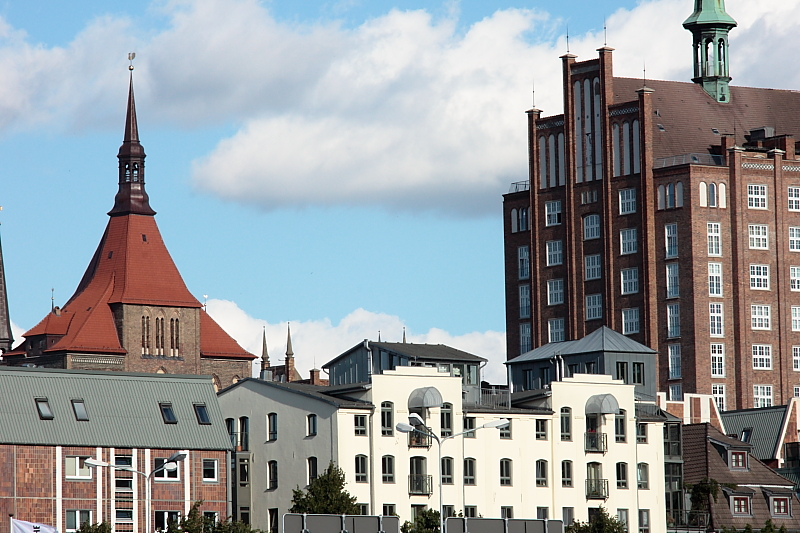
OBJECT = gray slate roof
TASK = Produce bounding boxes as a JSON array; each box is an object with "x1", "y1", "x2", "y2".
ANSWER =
[
  {"x1": 506, "y1": 326, "x2": 656, "y2": 364},
  {"x1": 720, "y1": 405, "x2": 790, "y2": 461},
  {"x1": 219, "y1": 378, "x2": 374, "y2": 409},
  {"x1": 322, "y1": 341, "x2": 487, "y2": 369},
  {"x1": 0, "y1": 366, "x2": 232, "y2": 450}
]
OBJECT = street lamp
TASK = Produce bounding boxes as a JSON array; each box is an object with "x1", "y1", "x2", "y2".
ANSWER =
[
  {"x1": 85, "y1": 451, "x2": 187, "y2": 533},
  {"x1": 396, "y1": 417, "x2": 509, "y2": 533}
]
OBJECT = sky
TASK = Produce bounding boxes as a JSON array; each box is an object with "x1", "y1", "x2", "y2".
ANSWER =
[{"x1": 1, "y1": 0, "x2": 800, "y2": 383}]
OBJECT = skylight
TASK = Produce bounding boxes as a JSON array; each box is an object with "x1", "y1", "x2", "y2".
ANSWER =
[
  {"x1": 160, "y1": 402, "x2": 177, "y2": 424},
  {"x1": 194, "y1": 404, "x2": 211, "y2": 425},
  {"x1": 35, "y1": 398, "x2": 54, "y2": 420},
  {"x1": 72, "y1": 399, "x2": 89, "y2": 421}
]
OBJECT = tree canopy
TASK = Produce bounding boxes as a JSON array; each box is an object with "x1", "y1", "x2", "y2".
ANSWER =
[
  {"x1": 566, "y1": 507, "x2": 626, "y2": 533},
  {"x1": 289, "y1": 461, "x2": 360, "y2": 515}
]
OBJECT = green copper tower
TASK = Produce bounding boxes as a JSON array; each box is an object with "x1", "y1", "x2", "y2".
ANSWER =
[{"x1": 683, "y1": 0, "x2": 737, "y2": 103}]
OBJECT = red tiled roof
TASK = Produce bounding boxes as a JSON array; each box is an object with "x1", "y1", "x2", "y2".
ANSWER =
[
  {"x1": 200, "y1": 311, "x2": 256, "y2": 360},
  {"x1": 25, "y1": 310, "x2": 73, "y2": 337}
]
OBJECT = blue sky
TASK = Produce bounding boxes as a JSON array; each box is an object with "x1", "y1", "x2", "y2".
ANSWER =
[{"x1": 1, "y1": 0, "x2": 798, "y2": 381}]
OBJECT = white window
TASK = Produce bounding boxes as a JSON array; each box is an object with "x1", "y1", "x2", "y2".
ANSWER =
[
  {"x1": 585, "y1": 294, "x2": 602, "y2": 320},
  {"x1": 667, "y1": 304, "x2": 680, "y2": 338},
  {"x1": 545, "y1": 201, "x2": 562, "y2": 226},
  {"x1": 750, "y1": 265, "x2": 770, "y2": 290},
  {"x1": 710, "y1": 303, "x2": 724, "y2": 337},
  {"x1": 712, "y1": 384, "x2": 726, "y2": 412},
  {"x1": 585, "y1": 254, "x2": 601, "y2": 280},
  {"x1": 749, "y1": 224, "x2": 768, "y2": 249},
  {"x1": 65, "y1": 457, "x2": 92, "y2": 479},
  {"x1": 751, "y1": 305, "x2": 771, "y2": 330},
  {"x1": 549, "y1": 318, "x2": 565, "y2": 343},
  {"x1": 518, "y1": 246, "x2": 530, "y2": 280},
  {"x1": 619, "y1": 188, "x2": 636, "y2": 214},
  {"x1": 622, "y1": 308, "x2": 639, "y2": 335},
  {"x1": 547, "y1": 279, "x2": 564, "y2": 305},
  {"x1": 669, "y1": 384, "x2": 682, "y2": 401},
  {"x1": 66, "y1": 511, "x2": 92, "y2": 533},
  {"x1": 665, "y1": 223, "x2": 678, "y2": 258},
  {"x1": 519, "y1": 285, "x2": 531, "y2": 319},
  {"x1": 711, "y1": 344, "x2": 725, "y2": 377},
  {"x1": 708, "y1": 263, "x2": 722, "y2": 297},
  {"x1": 668, "y1": 344, "x2": 681, "y2": 379},
  {"x1": 546, "y1": 241, "x2": 563, "y2": 266},
  {"x1": 584, "y1": 215, "x2": 600, "y2": 240},
  {"x1": 792, "y1": 267, "x2": 800, "y2": 291},
  {"x1": 793, "y1": 307, "x2": 800, "y2": 332},
  {"x1": 793, "y1": 346, "x2": 800, "y2": 371},
  {"x1": 748, "y1": 184, "x2": 767, "y2": 209},
  {"x1": 796, "y1": 386, "x2": 800, "y2": 398},
  {"x1": 666, "y1": 263, "x2": 679, "y2": 298},
  {"x1": 752, "y1": 345, "x2": 772, "y2": 369},
  {"x1": 789, "y1": 187, "x2": 800, "y2": 211},
  {"x1": 707, "y1": 223, "x2": 721, "y2": 256},
  {"x1": 154, "y1": 458, "x2": 180, "y2": 480},
  {"x1": 621, "y1": 268, "x2": 639, "y2": 295},
  {"x1": 520, "y1": 324, "x2": 532, "y2": 353},
  {"x1": 620, "y1": 228, "x2": 637, "y2": 254},
  {"x1": 202, "y1": 459, "x2": 218, "y2": 482},
  {"x1": 791, "y1": 227, "x2": 800, "y2": 251},
  {"x1": 754, "y1": 385, "x2": 773, "y2": 408}
]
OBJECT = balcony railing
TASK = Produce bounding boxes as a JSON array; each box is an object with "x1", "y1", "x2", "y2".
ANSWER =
[
  {"x1": 654, "y1": 153, "x2": 725, "y2": 169},
  {"x1": 666, "y1": 510, "x2": 710, "y2": 529},
  {"x1": 508, "y1": 180, "x2": 530, "y2": 193},
  {"x1": 408, "y1": 430, "x2": 432, "y2": 448},
  {"x1": 472, "y1": 388, "x2": 511, "y2": 409},
  {"x1": 409, "y1": 474, "x2": 433, "y2": 495},
  {"x1": 585, "y1": 479, "x2": 609, "y2": 499},
  {"x1": 228, "y1": 432, "x2": 249, "y2": 451},
  {"x1": 585, "y1": 432, "x2": 608, "y2": 453}
]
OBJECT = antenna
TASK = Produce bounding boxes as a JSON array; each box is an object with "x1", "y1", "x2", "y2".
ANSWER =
[
  {"x1": 51, "y1": 288, "x2": 54, "y2": 312},
  {"x1": 604, "y1": 17, "x2": 607, "y2": 46},
  {"x1": 566, "y1": 24, "x2": 570, "y2": 53},
  {"x1": 203, "y1": 294, "x2": 208, "y2": 312},
  {"x1": 128, "y1": 52, "x2": 136, "y2": 71},
  {"x1": 643, "y1": 60, "x2": 647, "y2": 87},
  {"x1": 532, "y1": 80, "x2": 536, "y2": 107}
]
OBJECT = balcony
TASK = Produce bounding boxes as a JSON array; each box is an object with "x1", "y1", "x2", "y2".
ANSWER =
[
  {"x1": 508, "y1": 180, "x2": 530, "y2": 193},
  {"x1": 585, "y1": 479, "x2": 609, "y2": 499},
  {"x1": 585, "y1": 432, "x2": 608, "y2": 453},
  {"x1": 666, "y1": 510, "x2": 710, "y2": 530},
  {"x1": 654, "y1": 153, "x2": 725, "y2": 169},
  {"x1": 408, "y1": 430, "x2": 432, "y2": 448},
  {"x1": 409, "y1": 475, "x2": 433, "y2": 495}
]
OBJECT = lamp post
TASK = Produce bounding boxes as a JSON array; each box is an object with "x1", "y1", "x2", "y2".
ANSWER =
[
  {"x1": 396, "y1": 416, "x2": 509, "y2": 533},
  {"x1": 85, "y1": 451, "x2": 187, "y2": 533}
]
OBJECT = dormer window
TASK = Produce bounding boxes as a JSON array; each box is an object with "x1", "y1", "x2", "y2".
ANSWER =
[
  {"x1": 71, "y1": 400, "x2": 89, "y2": 421},
  {"x1": 771, "y1": 497, "x2": 791, "y2": 517},
  {"x1": 740, "y1": 428, "x2": 752, "y2": 443},
  {"x1": 730, "y1": 450, "x2": 748, "y2": 470},
  {"x1": 36, "y1": 398, "x2": 54, "y2": 420},
  {"x1": 732, "y1": 496, "x2": 751, "y2": 516}
]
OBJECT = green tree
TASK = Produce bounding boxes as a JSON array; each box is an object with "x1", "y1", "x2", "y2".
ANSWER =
[
  {"x1": 566, "y1": 507, "x2": 626, "y2": 533},
  {"x1": 400, "y1": 509, "x2": 440, "y2": 533},
  {"x1": 167, "y1": 501, "x2": 265, "y2": 533},
  {"x1": 76, "y1": 523, "x2": 112, "y2": 533},
  {"x1": 289, "y1": 461, "x2": 360, "y2": 515}
]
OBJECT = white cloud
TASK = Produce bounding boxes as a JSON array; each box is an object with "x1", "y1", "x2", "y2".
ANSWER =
[
  {"x1": 9, "y1": 321, "x2": 25, "y2": 349},
  {"x1": 205, "y1": 298, "x2": 508, "y2": 384},
  {"x1": 0, "y1": 0, "x2": 799, "y2": 212}
]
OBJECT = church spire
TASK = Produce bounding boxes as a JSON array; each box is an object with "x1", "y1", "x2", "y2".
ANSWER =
[
  {"x1": 683, "y1": 0, "x2": 737, "y2": 103},
  {"x1": 109, "y1": 58, "x2": 156, "y2": 217},
  {"x1": 0, "y1": 215, "x2": 13, "y2": 353},
  {"x1": 261, "y1": 326, "x2": 270, "y2": 369},
  {"x1": 286, "y1": 322, "x2": 294, "y2": 358}
]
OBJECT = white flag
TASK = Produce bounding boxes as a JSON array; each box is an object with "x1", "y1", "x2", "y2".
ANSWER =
[{"x1": 11, "y1": 519, "x2": 59, "y2": 533}]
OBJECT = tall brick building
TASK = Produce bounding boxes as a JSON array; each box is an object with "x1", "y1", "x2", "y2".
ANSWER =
[
  {"x1": 504, "y1": 0, "x2": 800, "y2": 410},
  {"x1": 5, "y1": 74, "x2": 255, "y2": 386}
]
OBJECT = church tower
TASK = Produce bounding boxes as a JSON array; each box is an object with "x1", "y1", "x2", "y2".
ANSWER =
[
  {"x1": 683, "y1": 0, "x2": 737, "y2": 102},
  {"x1": 0, "y1": 224, "x2": 13, "y2": 353}
]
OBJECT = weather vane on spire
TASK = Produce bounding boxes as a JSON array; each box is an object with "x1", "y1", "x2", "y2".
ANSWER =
[{"x1": 128, "y1": 52, "x2": 136, "y2": 71}]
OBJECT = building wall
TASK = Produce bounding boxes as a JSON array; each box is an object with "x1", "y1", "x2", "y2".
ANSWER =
[{"x1": 503, "y1": 189, "x2": 532, "y2": 359}]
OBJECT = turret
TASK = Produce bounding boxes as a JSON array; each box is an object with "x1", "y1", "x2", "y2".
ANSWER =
[{"x1": 683, "y1": 0, "x2": 737, "y2": 103}]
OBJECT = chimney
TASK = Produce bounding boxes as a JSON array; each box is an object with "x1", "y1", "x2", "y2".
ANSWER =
[
  {"x1": 286, "y1": 356, "x2": 296, "y2": 382},
  {"x1": 309, "y1": 368, "x2": 321, "y2": 385}
]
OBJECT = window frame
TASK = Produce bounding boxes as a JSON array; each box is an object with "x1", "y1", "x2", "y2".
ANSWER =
[
  {"x1": 202, "y1": 459, "x2": 218, "y2": 482},
  {"x1": 665, "y1": 223, "x2": 678, "y2": 258},
  {"x1": 65, "y1": 456, "x2": 93, "y2": 480},
  {"x1": 355, "y1": 455, "x2": 368, "y2": 483},
  {"x1": 707, "y1": 222, "x2": 722, "y2": 256},
  {"x1": 619, "y1": 188, "x2": 637, "y2": 215},
  {"x1": 561, "y1": 460, "x2": 573, "y2": 487},
  {"x1": 620, "y1": 228, "x2": 638, "y2": 255},
  {"x1": 584, "y1": 214, "x2": 601, "y2": 240},
  {"x1": 354, "y1": 414, "x2": 367, "y2": 436},
  {"x1": 621, "y1": 268, "x2": 639, "y2": 295},
  {"x1": 748, "y1": 224, "x2": 768, "y2": 250},
  {"x1": 546, "y1": 240, "x2": 563, "y2": 266},
  {"x1": 636, "y1": 463, "x2": 649, "y2": 489},
  {"x1": 752, "y1": 344, "x2": 772, "y2": 369},
  {"x1": 747, "y1": 184, "x2": 767, "y2": 209},
  {"x1": 616, "y1": 462, "x2": 628, "y2": 489},
  {"x1": 535, "y1": 459, "x2": 548, "y2": 487},
  {"x1": 585, "y1": 294, "x2": 602, "y2": 321},
  {"x1": 545, "y1": 201, "x2": 562, "y2": 226},
  {"x1": 500, "y1": 458, "x2": 513, "y2": 486},
  {"x1": 307, "y1": 414, "x2": 318, "y2": 437}
]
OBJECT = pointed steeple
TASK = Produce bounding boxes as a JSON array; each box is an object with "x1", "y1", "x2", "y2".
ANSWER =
[
  {"x1": 402, "y1": 327, "x2": 406, "y2": 344},
  {"x1": 261, "y1": 326, "x2": 270, "y2": 369},
  {"x1": 683, "y1": 0, "x2": 737, "y2": 103},
  {"x1": 286, "y1": 322, "x2": 294, "y2": 358},
  {"x1": 0, "y1": 219, "x2": 13, "y2": 353},
  {"x1": 109, "y1": 65, "x2": 156, "y2": 217}
]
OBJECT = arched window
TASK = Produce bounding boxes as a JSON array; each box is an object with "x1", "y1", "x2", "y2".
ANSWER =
[
  {"x1": 268, "y1": 460, "x2": 278, "y2": 489},
  {"x1": 441, "y1": 403, "x2": 453, "y2": 437},
  {"x1": 132, "y1": 162, "x2": 140, "y2": 182},
  {"x1": 561, "y1": 407, "x2": 572, "y2": 441},
  {"x1": 637, "y1": 463, "x2": 649, "y2": 489},
  {"x1": 623, "y1": 121, "x2": 631, "y2": 176},
  {"x1": 307, "y1": 457, "x2": 318, "y2": 485},
  {"x1": 632, "y1": 119, "x2": 640, "y2": 174},
  {"x1": 518, "y1": 206, "x2": 528, "y2": 231},
  {"x1": 719, "y1": 183, "x2": 727, "y2": 208},
  {"x1": 615, "y1": 409, "x2": 626, "y2": 443},
  {"x1": 239, "y1": 416, "x2": 250, "y2": 451},
  {"x1": 612, "y1": 123, "x2": 621, "y2": 177},
  {"x1": 593, "y1": 79, "x2": 603, "y2": 179},
  {"x1": 212, "y1": 374, "x2": 221, "y2": 392},
  {"x1": 549, "y1": 134, "x2": 557, "y2": 188},
  {"x1": 268, "y1": 413, "x2": 277, "y2": 441},
  {"x1": 441, "y1": 457, "x2": 454, "y2": 484},
  {"x1": 616, "y1": 462, "x2": 628, "y2": 488},
  {"x1": 464, "y1": 458, "x2": 476, "y2": 485},
  {"x1": 676, "y1": 182, "x2": 684, "y2": 207},
  {"x1": 511, "y1": 209, "x2": 518, "y2": 233},
  {"x1": 535, "y1": 459, "x2": 548, "y2": 487},
  {"x1": 574, "y1": 81, "x2": 583, "y2": 183},
  {"x1": 500, "y1": 458, "x2": 513, "y2": 486},
  {"x1": 666, "y1": 183, "x2": 676, "y2": 209},
  {"x1": 382, "y1": 455, "x2": 394, "y2": 483},
  {"x1": 558, "y1": 133, "x2": 566, "y2": 185},
  {"x1": 561, "y1": 460, "x2": 573, "y2": 487},
  {"x1": 355, "y1": 455, "x2": 368, "y2": 483},
  {"x1": 225, "y1": 418, "x2": 235, "y2": 447},
  {"x1": 381, "y1": 402, "x2": 393, "y2": 436},
  {"x1": 709, "y1": 183, "x2": 717, "y2": 207},
  {"x1": 141, "y1": 315, "x2": 150, "y2": 355},
  {"x1": 539, "y1": 136, "x2": 548, "y2": 188},
  {"x1": 307, "y1": 414, "x2": 317, "y2": 436},
  {"x1": 658, "y1": 185, "x2": 666, "y2": 210},
  {"x1": 699, "y1": 182, "x2": 708, "y2": 207}
]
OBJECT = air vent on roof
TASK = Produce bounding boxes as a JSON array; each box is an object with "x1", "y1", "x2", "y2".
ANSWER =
[
  {"x1": 712, "y1": 128, "x2": 720, "y2": 135},
  {"x1": 107, "y1": 251, "x2": 113, "y2": 259},
  {"x1": 657, "y1": 124, "x2": 666, "y2": 132},
  {"x1": 749, "y1": 127, "x2": 775, "y2": 141}
]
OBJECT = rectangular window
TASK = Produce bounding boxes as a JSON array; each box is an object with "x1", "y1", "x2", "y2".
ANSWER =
[
  {"x1": 794, "y1": 346, "x2": 800, "y2": 371},
  {"x1": 667, "y1": 304, "x2": 680, "y2": 338},
  {"x1": 754, "y1": 385, "x2": 773, "y2": 408},
  {"x1": 668, "y1": 345, "x2": 681, "y2": 379},
  {"x1": 748, "y1": 184, "x2": 767, "y2": 209},
  {"x1": 308, "y1": 457, "x2": 318, "y2": 484},
  {"x1": 202, "y1": 459, "x2": 218, "y2": 482},
  {"x1": 35, "y1": 398, "x2": 54, "y2": 420},
  {"x1": 355, "y1": 455, "x2": 367, "y2": 483},
  {"x1": 639, "y1": 510, "x2": 650, "y2": 533},
  {"x1": 546, "y1": 240, "x2": 563, "y2": 266},
  {"x1": 382, "y1": 456, "x2": 394, "y2": 483},
  {"x1": 518, "y1": 246, "x2": 530, "y2": 279},
  {"x1": 750, "y1": 264, "x2": 770, "y2": 289},
  {"x1": 519, "y1": 324, "x2": 531, "y2": 354},
  {"x1": 632, "y1": 363, "x2": 644, "y2": 385},
  {"x1": 464, "y1": 507, "x2": 477, "y2": 518},
  {"x1": 708, "y1": 263, "x2": 722, "y2": 297},
  {"x1": 772, "y1": 497, "x2": 790, "y2": 517},
  {"x1": 666, "y1": 263, "x2": 679, "y2": 298},
  {"x1": 549, "y1": 318, "x2": 565, "y2": 343},
  {"x1": 584, "y1": 215, "x2": 600, "y2": 240},
  {"x1": 619, "y1": 188, "x2": 636, "y2": 214},
  {"x1": 585, "y1": 254, "x2": 602, "y2": 280},
  {"x1": 383, "y1": 505, "x2": 396, "y2": 517},
  {"x1": 154, "y1": 458, "x2": 180, "y2": 480},
  {"x1": 535, "y1": 419, "x2": 548, "y2": 440},
  {"x1": 463, "y1": 458, "x2": 476, "y2": 484},
  {"x1": 792, "y1": 267, "x2": 800, "y2": 291},
  {"x1": 733, "y1": 497, "x2": 750, "y2": 515},
  {"x1": 751, "y1": 305, "x2": 771, "y2": 330},
  {"x1": 308, "y1": 414, "x2": 318, "y2": 436},
  {"x1": 616, "y1": 463, "x2": 628, "y2": 489},
  {"x1": 464, "y1": 417, "x2": 476, "y2": 438},
  {"x1": 501, "y1": 507, "x2": 514, "y2": 519},
  {"x1": 665, "y1": 223, "x2": 678, "y2": 258},
  {"x1": 637, "y1": 463, "x2": 649, "y2": 489},
  {"x1": 711, "y1": 344, "x2": 725, "y2": 377},
  {"x1": 749, "y1": 224, "x2": 768, "y2": 249},
  {"x1": 752, "y1": 345, "x2": 772, "y2": 369},
  {"x1": 561, "y1": 460, "x2": 573, "y2": 487},
  {"x1": 499, "y1": 420, "x2": 512, "y2": 439},
  {"x1": 155, "y1": 511, "x2": 181, "y2": 531},
  {"x1": 710, "y1": 303, "x2": 724, "y2": 337},
  {"x1": 789, "y1": 187, "x2": 800, "y2": 211},
  {"x1": 193, "y1": 404, "x2": 210, "y2": 425},
  {"x1": 66, "y1": 511, "x2": 92, "y2": 533},
  {"x1": 500, "y1": 459, "x2": 513, "y2": 486},
  {"x1": 636, "y1": 423, "x2": 647, "y2": 443},
  {"x1": 620, "y1": 228, "x2": 637, "y2": 255},
  {"x1": 708, "y1": 223, "x2": 721, "y2": 256},
  {"x1": 622, "y1": 308, "x2": 639, "y2": 335},
  {"x1": 65, "y1": 457, "x2": 92, "y2": 479},
  {"x1": 730, "y1": 451, "x2": 747, "y2": 469},
  {"x1": 72, "y1": 400, "x2": 89, "y2": 422},
  {"x1": 793, "y1": 307, "x2": 800, "y2": 331},
  {"x1": 712, "y1": 384, "x2": 726, "y2": 412},
  {"x1": 585, "y1": 294, "x2": 602, "y2": 320},
  {"x1": 159, "y1": 403, "x2": 177, "y2": 424},
  {"x1": 547, "y1": 279, "x2": 564, "y2": 305},
  {"x1": 791, "y1": 227, "x2": 800, "y2": 251},
  {"x1": 116, "y1": 511, "x2": 133, "y2": 523},
  {"x1": 621, "y1": 268, "x2": 639, "y2": 295},
  {"x1": 354, "y1": 415, "x2": 367, "y2": 436},
  {"x1": 545, "y1": 201, "x2": 562, "y2": 226},
  {"x1": 519, "y1": 285, "x2": 531, "y2": 319}
]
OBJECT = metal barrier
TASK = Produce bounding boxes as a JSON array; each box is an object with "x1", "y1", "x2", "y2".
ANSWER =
[{"x1": 283, "y1": 514, "x2": 400, "y2": 533}]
